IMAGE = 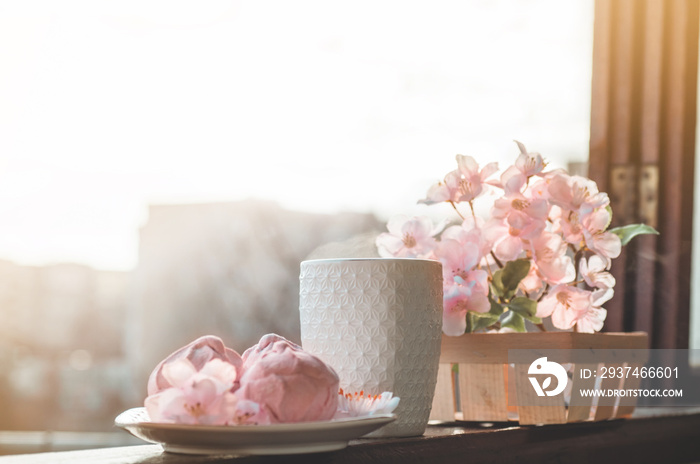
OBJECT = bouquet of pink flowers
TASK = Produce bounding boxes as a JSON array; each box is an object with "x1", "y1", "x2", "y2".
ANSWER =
[{"x1": 376, "y1": 142, "x2": 657, "y2": 336}]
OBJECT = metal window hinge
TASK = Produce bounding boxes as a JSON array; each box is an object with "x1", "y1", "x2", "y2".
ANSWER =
[
  {"x1": 609, "y1": 164, "x2": 658, "y2": 228},
  {"x1": 638, "y1": 164, "x2": 659, "y2": 229},
  {"x1": 610, "y1": 165, "x2": 637, "y2": 227}
]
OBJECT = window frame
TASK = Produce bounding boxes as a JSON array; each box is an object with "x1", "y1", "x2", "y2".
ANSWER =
[{"x1": 588, "y1": 0, "x2": 699, "y2": 350}]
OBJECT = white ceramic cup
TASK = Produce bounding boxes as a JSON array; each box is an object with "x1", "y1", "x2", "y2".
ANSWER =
[{"x1": 299, "y1": 258, "x2": 443, "y2": 437}]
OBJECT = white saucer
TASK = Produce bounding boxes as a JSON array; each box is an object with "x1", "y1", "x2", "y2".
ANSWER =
[{"x1": 115, "y1": 407, "x2": 395, "y2": 456}]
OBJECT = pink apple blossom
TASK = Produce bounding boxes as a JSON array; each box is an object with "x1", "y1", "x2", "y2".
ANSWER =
[
  {"x1": 581, "y1": 208, "x2": 621, "y2": 263},
  {"x1": 145, "y1": 358, "x2": 267, "y2": 426},
  {"x1": 592, "y1": 287, "x2": 614, "y2": 306},
  {"x1": 547, "y1": 173, "x2": 612, "y2": 248},
  {"x1": 550, "y1": 206, "x2": 585, "y2": 245},
  {"x1": 440, "y1": 216, "x2": 492, "y2": 265},
  {"x1": 495, "y1": 142, "x2": 547, "y2": 194},
  {"x1": 482, "y1": 218, "x2": 522, "y2": 262},
  {"x1": 498, "y1": 165, "x2": 527, "y2": 195},
  {"x1": 442, "y1": 271, "x2": 490, "y2": 336},
  {"x1": 435, "y1": 239, "x2": 480, "y2": 284},
  {"x1": 583, "y1": 230, "x2": 621, "y2": 264},
  {"x1": 484, "y1": 204, "x2": 548, "y2": 263},
  {"x1": 490, "y1": 191, "x2": 549, "y2": 256},
  {"x1": 573, "y1": 288, "x2": 611, "y2": 333},
  {"x1": 455, "y1": 155, "x2": 499, "y2": 202},
  {"x1": 491, "y1": 193, "x2": 549, "y2": 224},
  {"x1": 434, "y1": 238, "x2": 490, "y2": 335},
  {"x1": 526, "y1": 176, "x2": 557, "y2": 202},
  {"x1": 580, "y1": 255, "x2": 616, "y2": 289},
  {"x1": 528, "y1": 232, "x2": 575, "y2": 284},
  {"x1": 574, "y1": 306, "x2": 607, "y2": 333},
  {"x1": 420, "y1": 156, "x2": 498, "y2": 205},
  {"x1": 375, "y1": 215, "x2": 444, "y2": 258},
  {"x1": 547, "y1": 173, "x2": 609, "y2": 216},
  {"x1": 536, "y1": 285, "x2": 593, "y2": 330},
  {"x1": 520, "y1": 261, "x2": 545, "y2": 294},
  {"x1": 419, "y1": 170, "x2": 461, "y2": 205},
  {"x1": 513, "y1": 141, "x2": 547, "y2": 177}
]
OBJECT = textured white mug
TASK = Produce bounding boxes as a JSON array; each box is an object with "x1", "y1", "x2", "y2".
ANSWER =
[{"x1": 299, "y1": 258, "x2": 443, "y2": 437}]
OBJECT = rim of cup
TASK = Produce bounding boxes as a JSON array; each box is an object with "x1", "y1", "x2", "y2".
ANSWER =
[{"x1": 301, "y1": 257, "x2": 442, "y2": 266}]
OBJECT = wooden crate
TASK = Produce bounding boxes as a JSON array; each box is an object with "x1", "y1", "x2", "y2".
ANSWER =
[{"x1": 429, "y1": 332, "x2": 649, "y2": 425}]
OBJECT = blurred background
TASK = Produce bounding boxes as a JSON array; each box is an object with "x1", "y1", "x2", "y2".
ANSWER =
[{"x1": 0, "y1": 0, "x2": 595, "y2": 453}]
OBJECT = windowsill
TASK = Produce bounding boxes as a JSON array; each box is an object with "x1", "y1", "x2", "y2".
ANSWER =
[{"x1": 2, "y1": 408, "x2": 700, "y2": 463}]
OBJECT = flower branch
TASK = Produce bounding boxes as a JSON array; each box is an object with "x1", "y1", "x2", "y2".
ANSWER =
[{"x1": 376, "y1": 142, "x2": 658, "y2": 335}]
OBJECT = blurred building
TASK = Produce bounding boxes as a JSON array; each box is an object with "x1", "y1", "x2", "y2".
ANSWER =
[
  {"x1": 0, "y1": 261, "x2": 130, "y2": 431},
  {"x1": 0, "y1": 200, "x2": 383, "y2": 432},
  {"x1": 127, "y1": 200, "x2": 383, "y2": 401}
]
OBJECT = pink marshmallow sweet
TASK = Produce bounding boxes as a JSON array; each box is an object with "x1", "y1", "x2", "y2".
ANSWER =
[
  {"x1": 147, "y1": 335, "x2": 244, "y2": 396},
  {"x1": 237, "y1": 334, "x2": 339, "y2": 423}
]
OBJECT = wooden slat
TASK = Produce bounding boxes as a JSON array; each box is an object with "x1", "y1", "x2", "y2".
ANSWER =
[
  {"x1": 505, "y1": 364, "x2": 518, "y2": 420},
  {"x1": 615, "y1": 362, "x2": 645, "y2": 418},
  {"x1": 594, "y1": 363, "x2": 625, "y2": 421},
  {"x1": 429, "y1": 364, "x2": 456, "y2": 422},
  {"x1": 513, "y1": 364, "x2": 566, "y2": 425},
  {"x1": 567, "y1": 363, "x2": 598, "y2": 422},
  {"x1": 457, "y1": 364, "x2": 508, "y2": 422}
]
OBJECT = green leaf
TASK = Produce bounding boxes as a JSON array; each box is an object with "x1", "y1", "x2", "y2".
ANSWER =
[
  {"x1": 609, "y1": 224, "x2": 660, "y2": 246},
  {"x1": 500, "y1": 259, "x2": 531, "y2": 294},
  {"x1": 506, "y1": 296, "x2": 542, "y2": 323},
  {"x1": 488, "y1": 297, "x2": 505, "y2": 316},
  {"x1": 507, "y1": 297, "x2": 537, "y2": 318},
  {"x1": 468, "y1": 311, "x2": 501, "y2": 333},
  {"x1": 500, "y1": 311, "x2": 526, "y2": 332},
  {"x1": 491, "y1": 269, "x2": 505, "y2": 297}
]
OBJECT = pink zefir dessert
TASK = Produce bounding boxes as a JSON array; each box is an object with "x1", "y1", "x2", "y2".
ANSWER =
[
  {"x1": 147, "y1": 335, "x2": 244, "y2": 396},
  {"x1": 237, "y1": 334, "x2": 339, "y2": 423},
  {"x1": 144, "y1": 334, "x2": 340, "y2": 425}
]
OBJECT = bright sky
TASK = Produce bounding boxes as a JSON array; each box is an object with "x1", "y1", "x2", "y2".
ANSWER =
[{"x1": 0, "y1": 0, "x2": 594, "y2": 271}]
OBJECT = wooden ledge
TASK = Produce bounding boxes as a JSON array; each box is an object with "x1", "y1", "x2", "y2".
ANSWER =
[{"x1": 1, "y1": 408, "x2": 699, "y2": 464}]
